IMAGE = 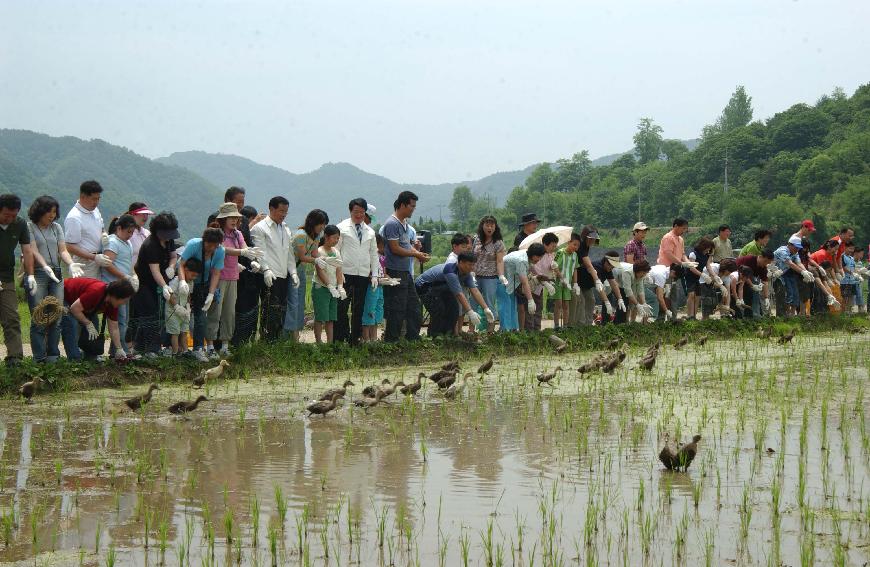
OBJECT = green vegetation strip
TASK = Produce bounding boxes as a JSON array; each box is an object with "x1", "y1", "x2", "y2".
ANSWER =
[{"x1": 1, "y1": 315, "x2": 866, "y2": 397}]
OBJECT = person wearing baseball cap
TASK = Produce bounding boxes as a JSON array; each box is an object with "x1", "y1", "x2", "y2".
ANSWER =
[
  {"x1": 624, "y1": 222, "x2": 649, "y2": 264},
  {"x1": 512, "y1": 213, "x2": 540, "y2": 248},
  {"x1": 772, "y1": 235, "x2": 813, "y2": 316}
]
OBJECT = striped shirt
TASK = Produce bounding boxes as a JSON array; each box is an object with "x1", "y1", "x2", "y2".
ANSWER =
[{"x1": 554, "y1": 249, "x2": 578, "y2": 283}]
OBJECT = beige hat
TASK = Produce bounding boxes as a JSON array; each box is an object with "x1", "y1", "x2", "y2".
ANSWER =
[
  {"x1": 216, "y1": 202, "x2": 243, "y2": 219},
  {"x1": 633, "y1": 222, "x2": 649, "y2": 231},
  {"x1": 604, "y1": 254, "x2": 622, "y2": 268}
]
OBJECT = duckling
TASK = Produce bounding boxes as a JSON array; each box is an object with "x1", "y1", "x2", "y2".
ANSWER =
[
  {"x1": 577, "y1": 361, "x2": 598, "y2": 376},
  {"x1": 353, "y1": 389, "x2": 386, "y2": 411},
  {"x1": 400, "y1": 373, "x2": 425, "y2": 396},
  {"x1": 536, "y1": 366, "x2": 563, "y2": 386},
  {"x1": 637, "y1": 353, "x2": 657, "y2": 372},
  {"x1": 696, "y1": 334, "x2": 709, "y2": 347},
  {"x1": 428, "y1": 369, "x2": 455, "y2": 384},
  {"x1": 194, "y1": 359, "x2": 230, "y2": 388},
  {"x1": 756, "y1": 327, "x2": 772, "y2": 339},
  {"x1": 604, "y1": 338, "x2": 621, "y2": 350},
  {"x1": 436, "y1": 373, "x2": 457, "y2": 390},
  {"x1": 441, "y1": 360, "x2": 460, "y2": 372},
  {"x1": 444, "y1": 373, "x2": 471, "y2": 400},
  {"x1": 306, "y1": 392, "x2": 343, "y2": 417},
  {"x1": 125, "y1": 383, "x2": 159, "y2": 411},
  {"x1": 168, "y1": 395, "x2": 208, "y2": 415},
  {"x1": 715, "y1": 304, "x2": 735, "y2": 317},
  {"x1": 659, "y1": 434, "x2": 701, "y2": 472},
  {"x1": 777, "y1": 329, "x2": 796, "y2": 344},
  {"x1": 477, "y1": 354, "x2": 495, "y2": 376},
  {"x1": 380, "y1": 380, "x2": 404, "y2": 397},
  {"x1": 19, "y1": 376, "x2": 42, "y2": 404},
  {"x1": 548, "y1": 334, "x2": 568, "y2": 353},
  {"x1": 673, "y1": 336, "x2": 689, "y2": 349},
  {"x1": 601, "y1": 355, "x2": 622, "y2": 374},
  {"x1": 319, "y1": 379, "x2": 355, "y2": 401},
  {"x1": 362, "y1": 379, "x2": 391, "y2": 398},
  {"x1": 645, "y1": 341, "x2": 661, "y2": 356}
]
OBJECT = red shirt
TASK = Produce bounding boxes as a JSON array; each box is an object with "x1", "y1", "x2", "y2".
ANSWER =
[
  {"x1": 829, "y1": 235, "x2": 845, "y2": 264},
  {"x1": 810, "y1": 249, "x2": 833, "y2": 267},
  {"x1": 63, "y1": 278, "x2": 119, "y2": 321},
  {"x1": 735, "y1": 255, "x2": 768, "y2": 281}
]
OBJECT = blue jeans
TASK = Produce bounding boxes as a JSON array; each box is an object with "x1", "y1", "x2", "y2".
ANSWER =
[
  {"x1": 283, "y1": 271, "x2": 306, "y2": 332},
  {"x1": 497, "y1": 285, "x2": 518, "y2": 331},
  {"x1": 643, "y1": 285, "x2": 664, "y2": 320},
  {"x1": 26, "y1": 268, "x2": 63, "y2": 362},
  {"x1": 782, "y1": 271, "x2": 799, "y2": 307},
  {"x1": 60, "y1": 307, "x2": 99, "y2": 361}
]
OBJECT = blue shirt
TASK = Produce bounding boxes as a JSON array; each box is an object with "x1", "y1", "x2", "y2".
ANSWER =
[
  {"x1": 382, "y1": 215, "x2": 413, "y2": 272},
  {"x1": 101, "y1": 235, "x2": 133, "y2": 282},
  {"x1": 773, "y1": 245, "x2": 799, "y2": 272},
  {"x1": 181, "y1": 238, "x2": 226, "y2": 284},
  {"x1": 841, "y1": 254, "x2": 861, "y2": 285},
  {"x1": 415, "y1": 262, "x2": 475, "y2": 295}
]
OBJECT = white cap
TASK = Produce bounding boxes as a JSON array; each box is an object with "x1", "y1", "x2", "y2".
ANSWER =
[
  {"x1": 788, "y1": 236, "x2": 803, "y2": 249},
  {"x1": 633, "y1": 222, "x2": 649, "y2": 231}
]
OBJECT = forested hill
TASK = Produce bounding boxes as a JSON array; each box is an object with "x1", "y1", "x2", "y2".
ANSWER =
[
  {"x1": 444, "y1": 84, "x2": 870, "y2": 248},
  {"x1": 0, "y1": 130, "x2": 223, "y2": 238}
]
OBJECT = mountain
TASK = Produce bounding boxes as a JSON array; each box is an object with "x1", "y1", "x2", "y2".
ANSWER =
[
  {"x1": 0, "y1": 129, "x2": 224, "y2": 238},
  {"x1": 157, "y1": 151, "x2": 536, "y2": 223},
  {"x1": 589, "y1": 138, "x2": 700, "y2": 167}
]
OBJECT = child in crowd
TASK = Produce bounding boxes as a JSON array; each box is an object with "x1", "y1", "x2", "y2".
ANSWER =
[
  {"x1": 313, "y1": 225, "x2": 344, "y2": 343},
  {"x1": 840, "y1": 243, "x2": 860, "y2": 313},
  {"x1": 552, "y1": 233, "x2": 580, "y2": 329},
  {"x1": 166, "y1": 257, "x2": 201, "y2": 356},
  {"x1": 101, "y1": 214, "x2": 138, "y2": 358},
  {"x1": 362, "y1": 234, "x2": 386, "y2": 342}
]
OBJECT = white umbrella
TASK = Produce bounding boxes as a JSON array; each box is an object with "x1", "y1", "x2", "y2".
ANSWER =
[{"x1": 518, "y1": 226, "x2": 573, "y2": 250}]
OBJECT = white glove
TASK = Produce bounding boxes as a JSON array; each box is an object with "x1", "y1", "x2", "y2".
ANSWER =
[
  {"x1": 751, "y1": 282, "x2": 763, "y2": 292},
  {"x1": 827, "y1": 294, "x2": 840, "y2": 308},
  {"x1": 768, "y1": 267, "x2": 783, "y2": 280},
  {"x1": 42, "y1": 265, "x2": 61, "y2": 283},
  {"x1": 663, "y1": 283, "x2": 672, "y2": 296},
  {"x1": 162, "y1": 286, "x2": 173, "y2": 301},
  {"x1": 801, "y1": 270, "x2": 814, "y2": 283},
  {"x1": 713, "y1": 275, "x2": 723, "y2": 286},
  {"x1": 85, "y1": 322, "x2": 99, "y2": 341},
  {"x1": 736, "y1": 298, "x2": 746, "y2": 308},
  {"x1": 595, "y1": 280, "x2": 605, "y2": 293},
  {"x1": 371, "y1": 276, "x2": 379, "y2": 289},
  {"x1": 572, "y1": 283, "x2": 582, "y2": 296},
  {"x1": 100, "y1": 232, "x2": 110, "y2": 248},
  {"x1": 328, "y1": 285, "x2": 340, "y2": 299},
  {"x1": 291, "y1": 273, "x2": 300, "y2": 288},
  {"x1": 717, "y1": 284, "x2": 728, "y2": 295},
  {"x1": 178, "y1": 279, "x2": 189, "y2": 296},
  {"x1": 681, "y1": 261, "x2": 699, "y2": 269},
  {"x1": 69, "y1": 262, "x2": 85, "y2": 278},
  {"x1": 126, "y1": 274, "x2": 139, "y2": 292},
  {"x1": 637, "y1": 304, "x2": 653, "y2": 318},
  {"x1": 114, "y1": 350, "x2": 127, "y2": 361},
  {"x1": 664, "y1": 309, "x2": 673, "y2": 321},
  {"x1": 542, "y1": 281, "x2": 556, "y2": 295},
  {"x1": 470, "y1": 272, "x2": 478, "y2": 287},
  {"x1": 250, "y1": 261, "x2": 261, "y2": 273},
  {"x1": 337, "y1": 286, "x2": 347, "y2": 300},
  {"x1": 94, "y1": 253, "x2": 113, "y2": 267},
  {"x1": 314, "y1": 257, "x2": 328, "y2": 270},
  {"x1": 763, "y1": 297, "x2": 771, "y2": 312},
  {"x1": 238, "y1": 264, "x2": 247, "y2": 272},
  {"x1": 0, "y1": 281, "x2": 4, "y2": 291},
  {"x1": 604, "y1": 302, "x2": 615, "y2": 316},
  {"x1": 202, "y1": 293, "x2": 214, "y2": 311},
  {"x1": 498, "y1": 275, "x2": 509, "y2": 287},
  {"x1": 562, "y1": 277, "x2": 571, "y2": 288},
  {"x1": 483, "y1": 308, "x2": 495, "y2": 323},
  {"x1": 527, "y1": 299, "x2": 537, "y2": 315},
  {"x1": 26, "y1": 275, "x2": 37, "y2": 296},
  {"x1": 617, "y1": 298, "x2": 626, "y2": 312},
  {"x1": 263, "y1": 269, "x2": 275, "y2": 288},
  {"x1": 465, "y1": 310, "x2": 481, "y2": 327},
  {"x1": 165, "y1": 266, "x2": 175, "y2": 280},
  {"x1": 602, "y1": 280, "x2": 612, "y2": 295},
  {"x1": 240, "y1": 247, "x2": 263, "y2": 260}
]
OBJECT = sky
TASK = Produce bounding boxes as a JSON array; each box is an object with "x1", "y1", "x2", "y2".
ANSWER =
[{"x1": 1, "y1": 0, "x2": 868, "y2": 184}]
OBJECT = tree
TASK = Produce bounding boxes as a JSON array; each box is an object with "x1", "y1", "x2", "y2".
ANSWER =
[
  {"x1": 660, "y1": 139, "x2": 688, "y2": 161},
  {"x1": 448, "y1": 185, "x2": 474, "y2": 227},
  {"x1": 703, "y1": 85, "x2": 754, "y2": 138},
  {"x1": 633, "y1": 118, "x2": 663, "y2": 164}
]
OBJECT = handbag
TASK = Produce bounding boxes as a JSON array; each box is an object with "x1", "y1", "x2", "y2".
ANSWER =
[{"x1": 78, "y1": 314, "x2": 107, "y2": 357}]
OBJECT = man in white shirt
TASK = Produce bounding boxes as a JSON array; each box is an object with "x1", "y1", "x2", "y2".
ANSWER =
[
  {"x1": 64, "y1": 180, "x2": 111, "y2": 278},
  {"x1": 335, "y1": 198, "x2": 379, "y2": 345},
  {"x1": 643, "y1": 263, "x2": 684, "y2": 321},
  {"x1": 250, "y1": 196, "x2": 299, "y2": 341}
]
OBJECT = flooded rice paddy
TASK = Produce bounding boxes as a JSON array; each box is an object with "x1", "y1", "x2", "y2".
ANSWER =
[{"x1": 0, "y1": 332, "x2": 869, "y2": 566}]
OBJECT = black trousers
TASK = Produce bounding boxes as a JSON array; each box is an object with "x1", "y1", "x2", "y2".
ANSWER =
[
  {"x1": 335, "y1": 274, "x2": 369, "y2": 345},
  {"x1": 418, "y1": 284, "x2": 458, "y2": 338},
  {"x1": 384, "y1": 269, "x2": 421, "y2": 342},
  {"x1": 232, "y1": 269, "x2": 260, "y2": 345},
  {"x1": 258, "y1": 275, "x2": 288, "y2": 341}
]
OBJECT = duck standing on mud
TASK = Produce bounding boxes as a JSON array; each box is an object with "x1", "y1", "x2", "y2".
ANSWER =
[
  {"x1": 194, "y1": 360, "x2": 230, "y2": 388},
  {"x1": 659, "y1": 435, "x2": 702, "y2": 472},
  {"x1": 536, "y1": 367, "x2": 563, "y2": 386},
  {"x1": 777, "y1": 329, "x2": 796, "y2": 344},
  {"x1": 477, "y1": 354, "x2": 494, "y2": 376},
  {"x1": 125, "y1": 383, "x2": 159, "y2": 411},
  {"x1": 19, "y1": 377, "x2": 41, "y2": 404},
  {"x1": 168, "y1": 395, "x2": 208, "y2": 415}
]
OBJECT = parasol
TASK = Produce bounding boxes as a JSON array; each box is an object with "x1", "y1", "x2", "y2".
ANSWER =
[{"x1": 518, "y1": 226, "x2": 573, "y2": 250}]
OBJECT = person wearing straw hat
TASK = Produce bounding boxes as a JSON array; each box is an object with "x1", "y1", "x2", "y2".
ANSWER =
[
  {"x1": 209, "y1": 202, "x2": 263, "y2": 357},
  {"x1": 512, "y1": 213, "x2": 540, "y2": 249}
]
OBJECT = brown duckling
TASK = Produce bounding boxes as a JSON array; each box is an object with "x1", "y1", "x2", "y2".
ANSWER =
[
  {"x1": 441, "y1": 360, "x2": 460, "y2": 372},
  {"x1": 477, "y1": 354, "x2": 494, "y2": 376},
  {"x1": 436, "y1": 373, "x2": 457, "y2": 389},
  {"x1": 637, "y1": 353, "x2": 657, "y2": 372},
  {"x1": 319, "y1": 379, "x2": 355, "y2": 401},
  {"x1": 673, "y1": 336, "x2": 689, "y2": 349},
  {"x1": 428, "y1": 369, "x2": 456, "y2": 384},
  {"x1": 400, "y1": 373, "x2": 425, "y2": 396},
  {"x1": 125, "y1": 383, "x2": 159, "y2": 411},
  {"x1": 777, "y1": 329, "x2": 796, "y2": 344},
  {"x1": 645, "y1": 341, "x2": 661, "y2": 356},
  {"x1": 362, "y1": 379, "x2": 391, "y2": 398},
  {"x1": 19, "y1": 377, "x2": 42, "y2": 404},
  {"x1": 306, "y1": 392, "x2": 343, "y2": 417},
  {"x1": 601, "y1": 355, "x2": 622, "y2": 374},
  {"x1": 353, "y1": 389, "x2": 386, "y2": 411},
  {"x1": 380, "y1": 380, "x2": 404, "y2": 397},
  {"x1": 444, "y1": 373, "x2": 472, "y2": 400},
  {"x1": 756, "y1": 327, "x2": 772, "y2": 339},
  {"x1": 604, "y1": 338, "x2": 621, "y2": 350},
  {"x1": 536, "y1": 366, "x2": 563, "y2": 386},
  {"x1": 168, "y1": 395, "x2": 208, "y2": 415},
  {"x1": 548, "y1": 334, "x2": 568, "y2": 353},
  {"x1": 659, "y1": 434, "x2": 701, "y2": 472},
  {"x1": 696, "y1": 334, "x2": 709, "y2": 347}
]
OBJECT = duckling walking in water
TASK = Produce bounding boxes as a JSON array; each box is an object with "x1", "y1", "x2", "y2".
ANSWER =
[
  {"x1": 306, "y1": 393, "x2": 343, "y2": 417},
  {"x1": 125, "y1": 383, "x2": 159, "y2": 411},
  {"x1": 444, "y1": 373, "x2": 471, "y2": 400},
  {"x1": 659, "y1": 434, "x2": 702, "y2": 472},
  {"x1": 673, "y1": 336, "x2": 689, "y2": 349},
  {"x1": 319, "y1": 380, "x2": 354, "y2": 401},
  {"x1": 777, "y1": 329, "x2": 796, "y2": 344},
  {"x1": 354, "y1": 389, "x2": 387, "y2": 412},
  {"x1": 400, "y1": 373, "x2": 425, "y2": 396},
  {"x1": 362, "y1": 379, "x2": 391, "y2": 397},
  {"x1": 637, "y1": 352, "x2": 657, "y2": 372},
  {"x1": 477, "y1": 354, "x2": 494, "y2": 376},
  {"x1": 19, "y1": 377, "x2": 41, "y2": 404},
  {"x1": 168, "y1": 395, "x2": 208, "y2": 415},
  {"x1": 536, "y1": 367, "x2": 563, "y2": 386}
]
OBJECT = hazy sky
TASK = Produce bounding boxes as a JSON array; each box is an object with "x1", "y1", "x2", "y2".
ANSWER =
[{"x1": 1, "y1": 0, "x2": 867, "y2": 183}]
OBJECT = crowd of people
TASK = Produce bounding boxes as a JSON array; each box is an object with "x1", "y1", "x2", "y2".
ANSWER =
[{"x1": 0, "y1": 180, "x2": 864, "y2": 366}]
